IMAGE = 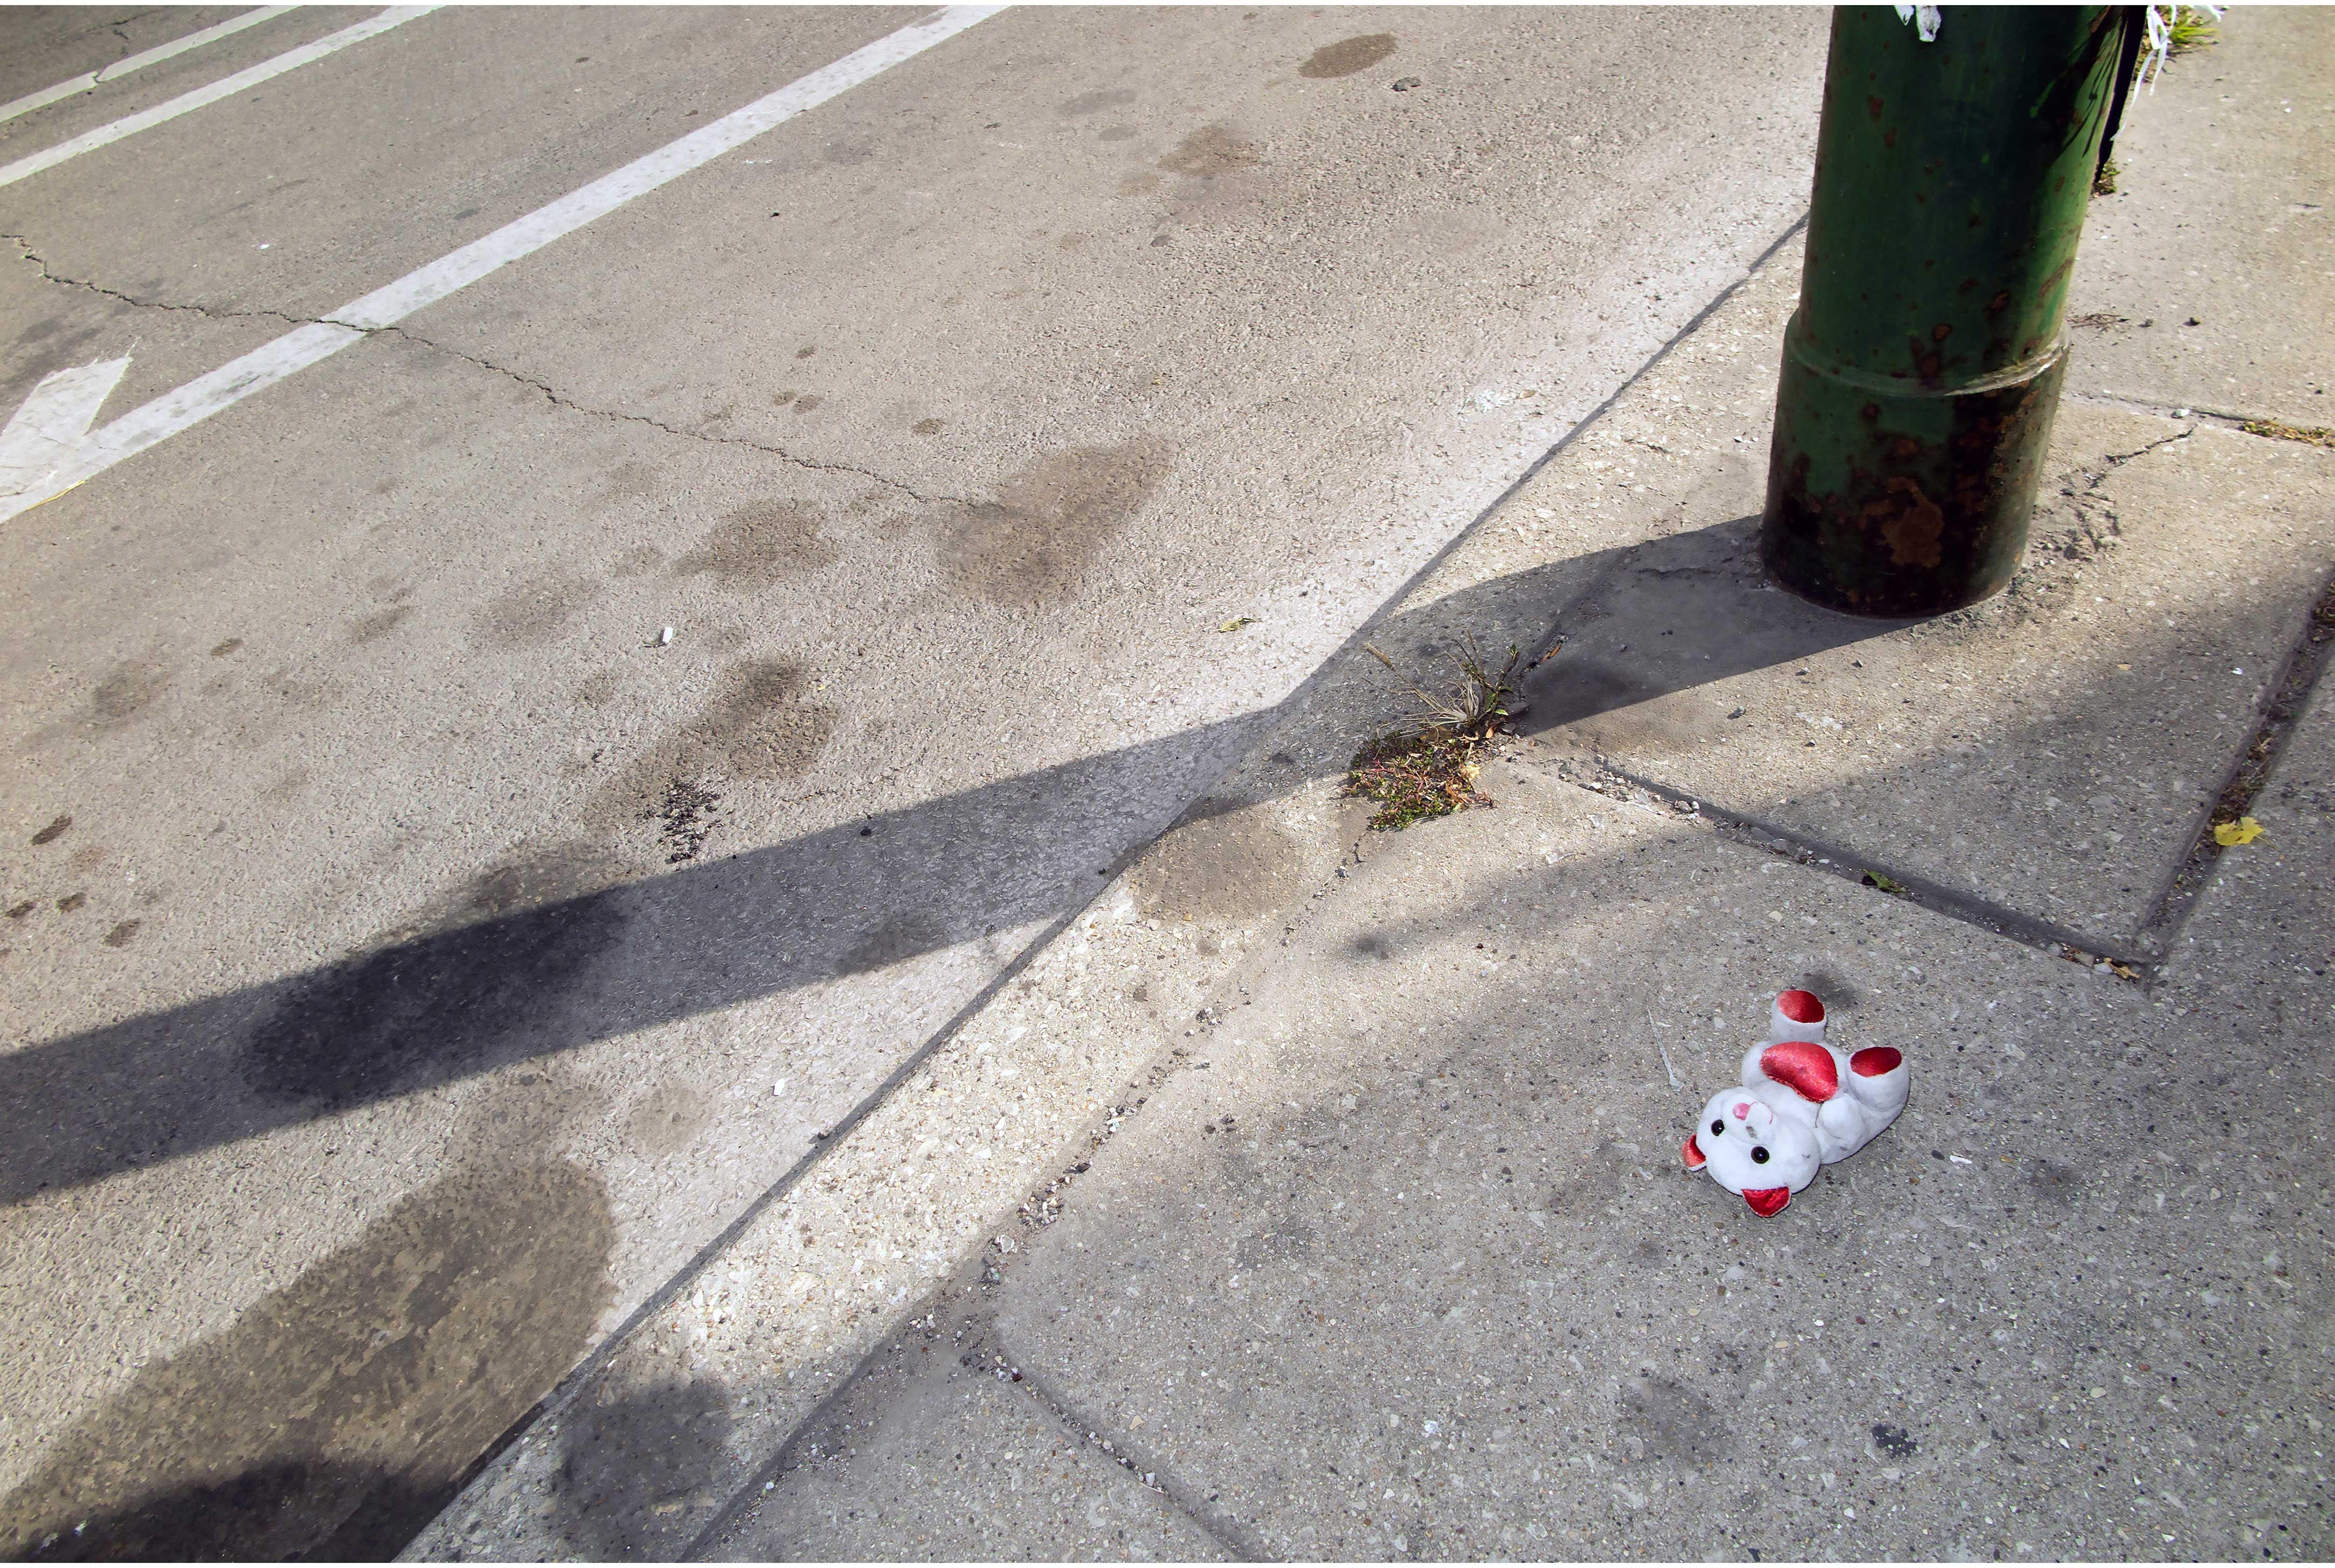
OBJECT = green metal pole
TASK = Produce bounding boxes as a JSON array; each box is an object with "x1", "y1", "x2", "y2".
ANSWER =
[{"x1": 1761, "y1": 5, "x2": 2133, "y2": 616}]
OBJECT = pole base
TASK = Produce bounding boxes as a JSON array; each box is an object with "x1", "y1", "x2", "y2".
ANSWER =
[{"x1": 1760, "y1": 322, "x2": 2067, "y2": 619}]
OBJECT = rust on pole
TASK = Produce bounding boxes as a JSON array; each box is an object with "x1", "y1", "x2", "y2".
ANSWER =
[{"x1": 1761, "y1": 5, "x2": 2136, "y2": 617}]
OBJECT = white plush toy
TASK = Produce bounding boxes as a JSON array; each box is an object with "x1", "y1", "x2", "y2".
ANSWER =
[{"x1": 1682, "y1": 989, "x2": 1908, "y2": 1216}]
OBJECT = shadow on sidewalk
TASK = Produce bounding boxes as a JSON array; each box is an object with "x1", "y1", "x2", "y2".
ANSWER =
[{"x1": 1, "y1": 519, "x2": 1893, "y2": 1206}]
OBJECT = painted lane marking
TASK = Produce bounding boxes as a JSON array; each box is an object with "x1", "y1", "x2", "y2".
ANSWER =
[
  {"x1": 0, "y1": 6, "x2": 1005, "y2": 523},
  {"x1": 0, "y1": 7, "x2": 439, "y2": 190},
  {"x1": 0, "y1": 358, "x2": 129, "y2": 500},
  {"x1": 0, "y1": 7, "x2": 297, "y2": 127}
]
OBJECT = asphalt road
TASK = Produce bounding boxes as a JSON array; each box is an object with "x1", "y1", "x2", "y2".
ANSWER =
[{"x1": 0, "y1": 5, "x2": 1828, "y2": 1556}]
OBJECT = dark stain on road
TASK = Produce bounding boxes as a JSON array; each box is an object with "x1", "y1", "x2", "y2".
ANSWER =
[
  {"x1": 4, "y1": 1160, "x2": 612, "y2": 1562},
  {"x1": 625, "y1": 1079, "x2": 712, "y2": 1159},
  {"x1": 932, "y1": 442, "x2": 1170, "y2": 607},
  {"x1": 30, "y1": 813, "x2": 71, "y2": 845},
  {"x1": 1128, "y1": 797, "x2": 1300, "y2": 924},
  {"x1": 1059, "y1": 86, "x2": 1137, "y2": 116},
  {"x1": 1157, "y1": 124, "x2": 1263, "y2": 177},
  {"x1": 90, "y1": 660, "x2": 169, "y2": 726},
  {"x1": 672, "y1": 501, "x2": 839, "y2": 589},
  {"x1": 473, "y1": 573, "x2": 597, "y2": 650},
  {"x1": 598, "y1": 460, "x2": 664, "y2": 503},
  {"x1": 574, "y1": 668, "x2": 623, "y2": 707},
  {"x1": 209, "y1": 637, "x2": 243, "y2": 657},
  {"x1": 259, "y1": 663, "x2": 348, "y2": 715},
  {"x1": 1617, "y1": 1374, "x2": 1725, "y2": 1467},
  {"x1": 1297, "y1": 33, "x2": 1397, "y2": 78},
  {"x1": 586, "y1": 661, "x2": 838, "y2": 851},
  {"x1": 2027, "y1": 1157, "x2": 2082, "y2": 1204},
  {"x1": 102, "y1": 919, "x2": 140, "y2": 948},
  {"x1": 1544, "y1": 1139, "x2": 1634, "y2": 1221},
  {"x1": 459, "y1": 841, "x2": 628, "y2": 923},
  {"x1": 241, "y1": 842, "x2": 632, "y2": 1110},
  {"x1": 349, "y1": 604, "x2": 414, "y2": 645},
  {"x1": 912, "y1": 417, "x2": 944, "y2": 435},
  {"x1": 56, "y1": 891, "x2": 86, "y2": 912}
]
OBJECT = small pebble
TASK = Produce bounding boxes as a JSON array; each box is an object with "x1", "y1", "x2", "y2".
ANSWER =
[
  {"x1": 1392, "y1": 76, "x2": 1422, "y2": 91},
  {"x1": 658, "y1": 626, "x2": 674, "y2": 645}
]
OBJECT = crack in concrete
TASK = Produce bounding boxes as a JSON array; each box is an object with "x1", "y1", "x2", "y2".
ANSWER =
[
  {"x1": 367, "y1": 324, "x2": 974, "y2": 508},
  {"x1": 6, "y1": 234, "x2": 972, "y2": 509},
  {"x1": 7, "y1": 234, "x2": 311, "y2": 328}
]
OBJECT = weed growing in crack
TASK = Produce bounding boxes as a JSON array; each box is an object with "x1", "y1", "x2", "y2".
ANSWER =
[
  {"x1": 2240, "y1": 418, "x2": 2334, "y2": 449},
  {"x1": 1342, "y1": 639, "x2": 1521, "y2": 830}
]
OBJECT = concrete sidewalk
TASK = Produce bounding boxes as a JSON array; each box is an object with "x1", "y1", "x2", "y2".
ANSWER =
[{"x1": 420, "y1": 11, "x2": 2333, "y2": 1561}]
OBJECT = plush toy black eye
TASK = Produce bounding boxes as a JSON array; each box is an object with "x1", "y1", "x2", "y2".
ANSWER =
[
  {"x1": 1751, "y1": 1146, "x2": 1770, "y2": 1164},
  {"x1": 1710, "y1": 1119, "x2": 1726, "y2": 1137}
]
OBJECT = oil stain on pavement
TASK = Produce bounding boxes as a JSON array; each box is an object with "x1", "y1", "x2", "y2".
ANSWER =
[
  {"x1": 672, "y1": 500, "x2": 839, "y2": 589},
  {"x1": 932, "y1": 442, "x2": 1171, "y2": 608},
  {"x1": 590, "y1": 657, "x2": 840, "y2": 839},
  {"x1": 5, "y1": 1159, "x2": 613, "y2": 1561},
  {"x1": 1295, "y1": 34, "x2": 1397, "y2": 79},
  {"x1": 88, "y1": 660, "x2": 170, "y2": 728},
  {"x1": 1127, "y1": 797, "x2": 1302, "y2": 925}
]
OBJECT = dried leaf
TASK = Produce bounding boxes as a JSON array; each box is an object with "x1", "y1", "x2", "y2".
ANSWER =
[{"x1": 2212, "y1": 816, "x2": 2265, "y2": 846}]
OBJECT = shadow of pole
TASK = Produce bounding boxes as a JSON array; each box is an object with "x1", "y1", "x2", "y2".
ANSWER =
[{"x1": 1, "y1": 520, "x2": 1901, "y2": 1207}]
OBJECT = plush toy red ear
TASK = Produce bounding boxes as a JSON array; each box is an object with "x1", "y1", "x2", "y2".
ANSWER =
[
  {"x1": 1759, "y1": 1039, "x2": 1839, "y2": 1103},
  {"x1": 1682, "y1": 1133, "x2": 1707, "y2": 1170},
  {"x1": 1743, "y1": 1186, "x2": 1791, "y2": 1217}
]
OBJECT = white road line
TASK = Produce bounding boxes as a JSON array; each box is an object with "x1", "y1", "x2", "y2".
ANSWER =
[
  {"x1": 0, "y1": 6, "x2": 1005, "y2": 523},
  {"x1": 0, "y1": 7, "x2": 297, "y2": 127},
  {"x1": 0, "y1": 7, "x2": 439, "y2": 190},
  {"x1": 0, "y1": 358, "x2": 129, "y2": 497}
]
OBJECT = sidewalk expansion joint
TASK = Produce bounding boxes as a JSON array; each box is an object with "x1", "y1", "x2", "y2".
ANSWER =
[
  {"x1": 683, "y1": 989, "x2": 1263, "y2": 1554},
  {"x1": 2066, "y1": 389, "x2": 2334, "y2": 440},
  {"x1": 2135, "y1": 565, "x2": 2335, "y2": 954},
  {"x1": 433, "y1": 882, "x2": 1124, "y2": 1555},
  {"x1": 1554, "y1": 757, "x2": 2162, "y2": 982},
  {"x1": 1010, "y1": 1355, "x2": 1272, "y2": 1562}
]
